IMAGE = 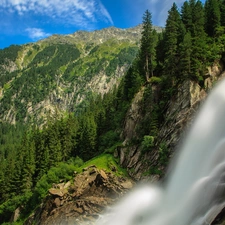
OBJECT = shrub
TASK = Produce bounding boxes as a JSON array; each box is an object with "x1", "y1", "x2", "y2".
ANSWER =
[
  {"x1": 149, "y1": 76, "x2": 162, "y2": 84},
  {"x1": 33, "y1": 162, "x2": 78, "y2": 202},
  {"x1": 159, "y1": 142, "x2": 169, "y2": 166},
  {"x1": 141, "y1": 135, "x2": 154, "y2": 153}
]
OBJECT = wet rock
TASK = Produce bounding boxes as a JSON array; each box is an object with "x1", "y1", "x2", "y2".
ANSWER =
[{"x1": 121, "y1": 180, "x2": 133, "y2": 189}]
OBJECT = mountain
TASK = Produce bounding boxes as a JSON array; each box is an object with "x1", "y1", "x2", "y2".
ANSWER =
[
  {"x1": 1, "y1": 1, "x2": 225, "y2": 223},
  {"x1": 0, "y1": 25, "x2": 162, "y2": 125}
]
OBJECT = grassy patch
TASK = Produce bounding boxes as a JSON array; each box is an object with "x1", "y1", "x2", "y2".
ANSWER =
[{"x1": 77, "y1": 153, "x2": 128, "y2": 177}]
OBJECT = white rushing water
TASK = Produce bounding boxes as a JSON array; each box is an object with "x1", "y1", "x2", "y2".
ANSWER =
[{"x1": 97, "y1": 78, "x2": 225, "y2": 225}]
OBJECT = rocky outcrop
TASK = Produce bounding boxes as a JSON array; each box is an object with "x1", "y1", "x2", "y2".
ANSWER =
[
  {"x1": 25, "y1": 166, "x2": 133, "y2": 225},
  {"x1": 158, "y1": 61, "x2": 225, "y2": 156}
]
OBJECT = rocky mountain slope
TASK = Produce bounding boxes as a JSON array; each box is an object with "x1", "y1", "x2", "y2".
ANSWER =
[
  {"x1": 0, "y1": 25, "x2": 163, "y2": 126},
  {"x1": 0, "y1": 25, "x2": 162, "y2": 125}
]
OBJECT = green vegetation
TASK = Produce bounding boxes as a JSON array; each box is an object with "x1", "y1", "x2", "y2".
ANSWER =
[
  {"x1": 0, "y1": 88, "x2": 127, "y2": 223},
  {"x1": 139, "y1": 10, "x2": 157, "y2": 81},
  {"x1": 0, "y1": 39, "x2": 138, "y2": 125},
  {"x1": 33, "y1": 160, "x2": 81, "y2": 201},
  {"x1": 77, "y1": 153, "x2": 127, "y2": 176},
  {"x1": 141, "y1": 135, "x2": 155, "y2": 153},
  {"x1": 0, "y1": 0, "x2": 225, "y2": 223},
  {"x1": 0, "y1": 45, "x2": 22, "y2": 66}
]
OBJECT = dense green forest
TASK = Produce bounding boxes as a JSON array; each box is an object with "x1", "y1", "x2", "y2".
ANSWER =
[
  {"x1": 0, "y1": 34, "x2": 139, "y2": 125},
  {"x1": 0, "y1": 0, "x2": 225, "y2": 223}
]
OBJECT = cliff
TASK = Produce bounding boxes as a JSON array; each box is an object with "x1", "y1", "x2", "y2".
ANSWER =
[{"x1": 119, "y1": 60, "x2": 225, "y2": 181}]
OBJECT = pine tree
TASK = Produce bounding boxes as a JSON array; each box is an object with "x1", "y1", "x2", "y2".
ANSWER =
[
  {"x1": 60, "y1": 115, "x2": 78, "y2": 161},
  {"x1": 139, "y1": 10, "x2": 156, "y2": 81},
  {"x1": 21, "y1": 139, "x2": 36, "y2": 192},
  {"x1": 123, "y1": 60, "x2": 142, "y2": 101},
  {"x1": 33, "y1": 128, "x2": 46, "y2": 182},
  {"x1": 77, "y1": 113, "x2": 97, "y2": 161},
  {"x1": 179, "y1": 32, "x2": 192, "y2": 78},
  {"x1": 10, "y1": 133, "x2": 36, "y2": 193},
  {"x1": 181, "y1": 1, "x2": 193, "y2": 33},
  {"x1": 192, "y1": 0, "x2": 206, "y2": 36},
  {"x1": 4, "y1": 156, "x2": 16, "y2": 199},
  {"x1": 155, "y1": 31, "x2": 166, "y2": 76},
  {"x1": 220, "y1": 0, "x2": 225, "y2": 26},
  {"x1": 47, "y1": 122, "x2": 62, "y2": 165},
  {"x1": 163, "y1": 3, "x2": 182, "y2": 79},
  {"x1": 191, "y1": 0, "x2": 208, "y2": 79},
  {"x1": 10, "y1": 156, "x2": 23, "y2": 195},
  {"x1": 205, "y1": 0, "x2": 221, "y2": 37}
]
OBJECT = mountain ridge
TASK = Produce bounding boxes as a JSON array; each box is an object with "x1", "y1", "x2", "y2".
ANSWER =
[{"x1": 1, "y1": 25, "x2": 160, "y2": 125}]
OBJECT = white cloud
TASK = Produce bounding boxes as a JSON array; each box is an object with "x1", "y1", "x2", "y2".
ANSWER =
[
  {"x1": 98, "y1": 1, "x2": 113, "y2": 25},
  {"x1": 1, "y1": 0, "x2": 113, "y2": 28},
  {"x1": 25, "y1": 28, "x2": 51, "y2": 40}
]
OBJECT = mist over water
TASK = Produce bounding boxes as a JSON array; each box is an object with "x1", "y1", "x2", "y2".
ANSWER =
[{"x1": 97, "y1": 78, "x2": 225, "y2": 225}]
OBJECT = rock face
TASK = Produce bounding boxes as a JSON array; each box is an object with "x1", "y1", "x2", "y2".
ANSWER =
[
  {"x1": 25, "y1": 166, "x2": 133, "y2": 225},
  {"x1": 119, "y1": 61, "x2": 225, "y2": 180}
]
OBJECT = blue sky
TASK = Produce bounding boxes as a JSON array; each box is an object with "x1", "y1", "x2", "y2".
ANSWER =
[{"x1": 0, "y1": 0, "x2": 205, "y2": 49}]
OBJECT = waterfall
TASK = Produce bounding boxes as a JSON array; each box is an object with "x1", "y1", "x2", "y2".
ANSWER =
[{"x1": 97, "y1": 78, "x2": 225, "y2": 225}]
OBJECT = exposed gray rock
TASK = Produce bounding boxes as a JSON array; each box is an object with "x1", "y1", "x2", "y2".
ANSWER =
[{"x1": 120, "y1": 61, "x2": 225, "y2": 180}]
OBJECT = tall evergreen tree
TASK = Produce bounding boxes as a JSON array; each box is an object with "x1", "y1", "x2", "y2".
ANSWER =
[
  {"x1": 220, "y1": 0, "x2": 225, "y2": 26},
  {"x1": 191, "y1": 0, "x2": 208, "y2": 79},
  {"x1": 181, "y1": 1, "x2": 193, "y2": 33},
  {"x1": 205, "y1": 0, "x2": 221, "y2": 37},
  {"x1": 123, "y1": 60, "x2": 142, "y2": 101},
  {"x1": 21, "y1": 138, "x2": 36, "y2": 192},
  {"x1": 139, "y1": 10, "x2": 156, "y2": 81},
  {"x1": 77, "y1": 113, "x2": 97, "y2": 161},
  {"x1": 192, "y1": 0, "x2": 206, "y2": 36},
  {"x1": 47, "y1": 121, "x2": 62, "y2": 166},
  {"x1": 179, "y1": 32, "x2": 192, "y2": 78},
  {"x1": 155, "y1": 31, "x2": 166, "y2": 76},
  {"x1": 163, "y1": 3, "x2": 182, "y2": 79}
]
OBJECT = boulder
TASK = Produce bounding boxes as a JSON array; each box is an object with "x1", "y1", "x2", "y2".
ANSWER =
[{"x1": 25, "y1": 166, "x2": 133, "y2": 225}]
